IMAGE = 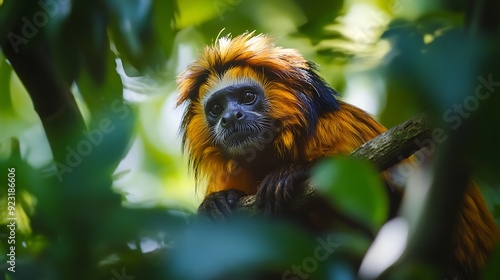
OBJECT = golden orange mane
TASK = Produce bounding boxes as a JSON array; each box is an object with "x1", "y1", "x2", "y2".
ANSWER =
[{"x1": 177, "y1": 32, "x2": 340, "y2": 188}]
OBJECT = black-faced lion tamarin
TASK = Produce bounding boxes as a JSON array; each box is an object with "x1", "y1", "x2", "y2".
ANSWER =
[{"x1": 176, "y1": 32, "x2": 497, "y2": 278}]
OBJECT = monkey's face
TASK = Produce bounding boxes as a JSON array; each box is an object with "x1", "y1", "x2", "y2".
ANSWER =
[
  {"x1": 177, "y1": 33, "x2": 339, "y2": 164},
  {"x1": 203, "y1": 76, "x2": 273, "y2": 157}
]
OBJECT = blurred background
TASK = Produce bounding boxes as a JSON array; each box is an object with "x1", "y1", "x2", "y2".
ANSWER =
[{"x1": 1, "y1": 0, "x2": 500, "y2": 279}]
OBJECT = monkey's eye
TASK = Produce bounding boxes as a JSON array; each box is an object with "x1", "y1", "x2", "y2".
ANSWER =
[
  {"x1": 209, "y1": 103, "x2": 223, "y2": 116},
  {"x1": 241, "y1": 91, "x2": 257, "y2": 104}
]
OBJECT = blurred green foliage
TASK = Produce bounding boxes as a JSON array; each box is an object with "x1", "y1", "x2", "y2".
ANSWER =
[
  {"x1": 313, "y1": 157, "x2": 388, "y2": 234},
  {"x1": 0, "y1": 0, "x2": 499, "y2": 279}
]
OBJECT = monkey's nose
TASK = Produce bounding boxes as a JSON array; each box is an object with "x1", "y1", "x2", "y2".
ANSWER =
[{"x1": 221, "y1": 110, "x2": 245, "y2": 129}]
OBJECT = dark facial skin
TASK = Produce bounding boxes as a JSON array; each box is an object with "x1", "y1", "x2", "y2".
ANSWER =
[
  {"x1": 200, "y1": 82, "x2": 305, "y2": 221},
  {"x1": 204, "y1": 83, "x2": 269, "y2": 154}
]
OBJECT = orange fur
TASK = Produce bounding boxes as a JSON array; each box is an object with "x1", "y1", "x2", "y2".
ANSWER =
[
  {"x1": 451, "y1": 184, "x2": 498, "y2": 277},
  {"x1": 176, "y1": 33, "x2": 383, "y2": 194},
  {"x1": 304, "y1": 101, "x2": 386, "y2": 160},
  {"x1": 177, "y1": 32, "x2": 498, "y2": 278}
]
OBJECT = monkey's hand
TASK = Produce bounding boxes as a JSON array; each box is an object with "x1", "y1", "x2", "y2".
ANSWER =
[
  {"x1": 256, "y1": 165, "x2": 309, "y2": 215},
  {"x1": 197, "y1": 189, "x2": 246, "y2": 220}
]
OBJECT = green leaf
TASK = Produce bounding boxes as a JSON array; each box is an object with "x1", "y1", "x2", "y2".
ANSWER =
[
  {"x1": 152, "y1": 0, "x2": 176, "y2": 59},
  {"x1": 294, "y1": 0, "x2": 343, "y2": 43},
  {"x1": 43, "y1": 0, "x2": 73, "y2": 40},
  {"x1": 311, "y1": 157, "x2": 389, "y2": 233},
  {"x1": 51, "y1": 23, "x2": 83, "y2": 84},
  {"x1": 168, "y1": 218, "x2": 332, "y2": 280},
  {"x1": 80, "y1": 5, "x2": 110, "y2": 85},
  {"x1": 0, "y1": 56, "x2": 12, "y2": 111},
  {"x1": 175, "y1": 0, "x2": 218, "y2": 29},
  {"x1": 108, "y1": 0, "x2": 169, "y2": 71},
  {"x1": 76, "y1": 48, "x2": 123, "y2": 112}
]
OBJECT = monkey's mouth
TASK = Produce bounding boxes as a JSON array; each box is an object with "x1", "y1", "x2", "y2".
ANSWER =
[
  {"x1": 217, "y1": 120, "x2": 277, "y2": 156},
  {"x1": 224, "y1": 130, "x2": 257, "y2": 146}
]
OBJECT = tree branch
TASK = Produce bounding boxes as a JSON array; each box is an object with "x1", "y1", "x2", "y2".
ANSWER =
[
  {"x1": 351, "y1": 114, "x2": 431, "y2": 171},
  {"x1": 1, "y1": 36, "x2": 86, "y2": 164},
  {"x1": 236, "y1": 114, "x2": 432, "y2": 212}
]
